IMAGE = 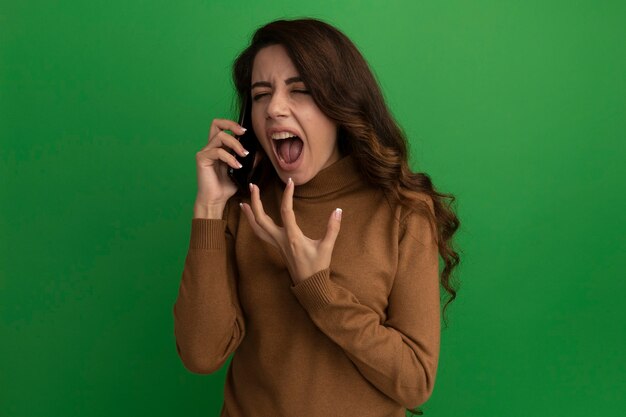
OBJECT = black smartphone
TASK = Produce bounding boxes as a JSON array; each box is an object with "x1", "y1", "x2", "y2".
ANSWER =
[{"x1": 228, "y1": 95, "x2": 257, "y2": 189}]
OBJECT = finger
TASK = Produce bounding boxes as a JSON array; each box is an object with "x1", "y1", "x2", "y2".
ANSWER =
[
  {"x1": 320, "y1": 208, "x2": 342, "y2": 252},
  {"x1": 208, "y1": 118, "x2": 247, "y2": 143},
  {"x1": 211, "y1": 131, "x2": 250, "y2": 158},
  {"x1": 239, "y1": 203, "x2": 276, "y2": 246},
  {"x1": 204, "y1": 130, "x2": 249, "y2": 158},
  {"x1": 280, "y1": 177, "x2": 301, "y2": 240},
  {"x1": 197, "y1": 148, "x2": 242, "y2": 170},
  {"x1": 249, "y1": 183, "x2": 281, "y2": 240},
  {"x1": 197, "y1": 132, "x2": 248, "y2": 159},
  {"x1": 216, "y1": 148, "x2": 243, "y2": 170}
]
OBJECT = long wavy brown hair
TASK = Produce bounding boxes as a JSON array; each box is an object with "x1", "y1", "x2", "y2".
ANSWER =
[{"x1": 232, "y1": 20, "x2": 460, "y2": 411}]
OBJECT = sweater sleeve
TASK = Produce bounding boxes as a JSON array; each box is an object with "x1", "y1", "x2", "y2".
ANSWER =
[
  {"x1": 290, "y1": 203, "x2": 440, "y2": 409},
  {"x1": 173, "y1": 202, "x2": 245, "y2": 374}
]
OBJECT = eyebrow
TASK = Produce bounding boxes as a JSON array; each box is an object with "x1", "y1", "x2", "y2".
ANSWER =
[{"x1": 251, "y1": 76, "x2": 304, "y2": 89}]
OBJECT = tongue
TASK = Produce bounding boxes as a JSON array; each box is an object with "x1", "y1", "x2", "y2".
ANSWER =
[{"x1": 278, "y1": 137, "x2": 303, "y2": 164}]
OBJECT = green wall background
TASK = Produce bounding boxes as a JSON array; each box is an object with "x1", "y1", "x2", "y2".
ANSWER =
[{"x1": 1, "y1": 1, "x2": 624, "y2": 416}]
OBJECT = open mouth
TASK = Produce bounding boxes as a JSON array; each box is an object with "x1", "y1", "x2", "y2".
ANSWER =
[{"x1": 273, "y1": 135, "x2": 304, "y2": 167}]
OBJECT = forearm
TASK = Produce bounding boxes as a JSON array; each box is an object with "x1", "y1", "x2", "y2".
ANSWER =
[
  {"x1": 291, "y1": 269, "x2": 439, "y2": 408},
  {"x1": 173, "y1": 219, "x2": 245, "y2": 374},
  {"x1": 291, "y1": 207, "x2": 442, "y2": 408}
]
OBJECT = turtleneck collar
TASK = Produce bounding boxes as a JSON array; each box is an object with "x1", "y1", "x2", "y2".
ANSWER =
[{"x1": 289, "y1": 154, "x2": 362, "y2": 198}]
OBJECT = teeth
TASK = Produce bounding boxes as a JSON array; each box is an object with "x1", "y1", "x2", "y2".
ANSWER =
[{"x1": 271, "y1": 131, "x2": 298, "y2": 140}]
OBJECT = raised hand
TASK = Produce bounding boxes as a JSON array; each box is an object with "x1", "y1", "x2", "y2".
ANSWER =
[
  {"x1": 240, "y1": 178, "x2": 343, "y2": 285},
  {"x1": 194, "y1": 118, "x2": 249, "y2": 218}
]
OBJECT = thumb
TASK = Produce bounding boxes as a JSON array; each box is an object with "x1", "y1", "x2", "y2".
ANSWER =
[{"x1": 320, "y1": 208, "x2": 342, "y2": 251}]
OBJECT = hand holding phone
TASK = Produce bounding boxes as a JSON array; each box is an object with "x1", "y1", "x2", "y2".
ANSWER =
[
  {"x1": 194, "y1": 114, "x2": 250, "y2": 218},
  {"x1": 228, "y1": 96, "x2": 258, "y2": 190}
]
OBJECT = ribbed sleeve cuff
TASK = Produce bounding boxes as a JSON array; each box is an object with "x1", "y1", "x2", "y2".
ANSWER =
[
  {"x1": 290, "y1": 268, "x2": 334, "y2": 311},
  {"x1": 189, "y1": 218, "x2": 227, "y2": 250}
]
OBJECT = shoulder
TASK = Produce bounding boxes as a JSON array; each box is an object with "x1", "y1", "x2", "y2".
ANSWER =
[
  {"x1": 397, "y1": 192, "x2": 438, "y2": 246},
  {"x1": 394, "y1": 191, "x2": 435, "y2": 224}
]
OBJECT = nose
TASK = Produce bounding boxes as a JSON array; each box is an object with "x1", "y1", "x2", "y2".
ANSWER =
[{"x1": 265, "y1": 89, "x2": 289, "y2": 119}]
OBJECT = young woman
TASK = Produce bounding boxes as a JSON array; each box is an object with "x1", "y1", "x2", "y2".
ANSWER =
[{"x1": 174, "y1": 18, "x2": 460, "y2": 417}]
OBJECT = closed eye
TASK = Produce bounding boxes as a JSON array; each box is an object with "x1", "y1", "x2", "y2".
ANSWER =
[
  {"x1": 252, "y1": 93, "x2": 268, "y2": 101},
  {"x1": 252, "y1": 90, "x2": 311, "y2": 101}
]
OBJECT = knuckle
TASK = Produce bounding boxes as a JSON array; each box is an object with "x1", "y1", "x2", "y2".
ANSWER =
[
  {"x1": 253, "y1": 209, "x2": 264, "y2": 221},
  {"x1": 195, "y1": 150, "x2": 208, "y2": 161},
  {"x1": 219, "y1": 129, "x2": 233, "y2": 140}
]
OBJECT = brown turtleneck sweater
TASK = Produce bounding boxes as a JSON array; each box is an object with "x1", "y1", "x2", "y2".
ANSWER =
[{"x1": 173, "y1": 155, "x2": 440, "y2": 416}]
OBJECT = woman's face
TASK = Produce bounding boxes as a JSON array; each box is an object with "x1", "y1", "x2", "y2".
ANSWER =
[{"x1": 250, "y1": 44, "x2": 341, "y2": 185}]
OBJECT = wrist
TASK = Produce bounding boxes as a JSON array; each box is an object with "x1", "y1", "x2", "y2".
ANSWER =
[{"x1": 193, "y1": 201, "x2": 226, "y2": 219}]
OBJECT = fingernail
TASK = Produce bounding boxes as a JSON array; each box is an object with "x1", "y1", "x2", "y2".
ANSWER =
[
  {"x1": 242, "y1": 149, "x2": 250, "y2": 156},
  {"x1": 240, "y1": 126, "x2": 247, "y2": 132},
  {"x1": 249, "y1": 183, "x2": 253, "y2": 191},
  {"x1": 237, "y1": 162, "x2": 243, "y2": 168},
  {"x1": 239, "y1": 202, "x2": 243, "y2": 208},
  {"x1": 334, "y1": 208, "x2": 342, "y2": 220},
  {"x1": 288, "y1": 177, "x2": 293, "y2": 185}
]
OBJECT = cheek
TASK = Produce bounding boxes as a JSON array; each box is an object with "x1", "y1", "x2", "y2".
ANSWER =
[
  {"x1": 251, "y1": 107, "x2": 262, "y2": 133},
  {"x1": 314, "y1": 119, "x2": 338, "y2": 153},
  {"x1": 251, "y1": 109, "x2": 268, "y2": 148}
]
